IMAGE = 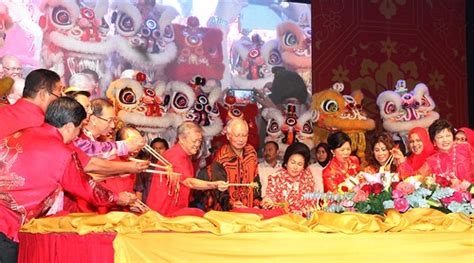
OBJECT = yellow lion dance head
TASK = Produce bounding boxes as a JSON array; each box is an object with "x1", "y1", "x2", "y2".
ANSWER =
[{"x1": 312, "y1": 83, "x2": 375, "y2": 166}]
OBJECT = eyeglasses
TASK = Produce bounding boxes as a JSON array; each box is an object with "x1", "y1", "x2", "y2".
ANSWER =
[
  {"x1": 94, "y1": 115, "x2": 116, "y2": 124},
  {"x1": 3, "y1": 67, "x2": 22, "y2": 72},
  {"x1": 49, "y1": 92, "x2": 62, "y2": 99}
]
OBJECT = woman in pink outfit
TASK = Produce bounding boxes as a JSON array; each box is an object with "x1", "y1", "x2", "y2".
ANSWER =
[{"x1": 426, "y1": 120, "x2": 473, "y2": 183}]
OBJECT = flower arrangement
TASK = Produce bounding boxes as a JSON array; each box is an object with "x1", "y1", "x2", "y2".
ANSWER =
[{"x1": 304, "y1": 173, "x2": 474, "y2": 216}]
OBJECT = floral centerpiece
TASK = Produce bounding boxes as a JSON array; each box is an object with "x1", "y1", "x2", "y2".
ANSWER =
[{"x1": 304, "y1": 173, "x2": 474, "y2": 216}]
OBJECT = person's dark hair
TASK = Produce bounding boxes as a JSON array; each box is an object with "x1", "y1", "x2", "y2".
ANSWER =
[
  {"x1": 269, "y1": 66, "x2": 308, "y2": 105},
  {"x1": 264, "y1": 140, "x2": 279, "y2": 151},
  {"x1": 366, "y1": 132, "x2": 397, "y2": 172},
  {"x1": 151, "y1": 137, "x2": 169, "y2": 150},
  {"x1": 23, "y1": 69, "x2": 61, "y2": 98},
  {"x1": 45, "y1": 97, "x2": 86, "y2": 128},
  {"x1": 314, "y1": 142, "x2": 332, "y2": 167},
  {"x1": 282, "y1": 142, "x2": 311, "y2": 169},
  {"x1": 429, "y1": 119, "x2": 455, "y2": 142},
  {"x1": 327, "y1": 131, "x2": 351, "y2": 151},
  {"x1": 91, "y1": 98, "x2": 113, "y2": 116}
]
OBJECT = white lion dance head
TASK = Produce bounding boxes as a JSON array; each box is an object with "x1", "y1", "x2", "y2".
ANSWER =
[
  {"x1": 376, "y1": 80, "x2": 440, "y2": 147},
  {"x1": 109, "y1": 0, "x2": 178, "y2": 82},
  {"x1": 39, "y1": 0, "x2": 113, "y2": 91},
  {"x1": 167, "y1": 78, "x2": 223, "y2": 164},
  {"x1": 106, "y1": 71, "x2": 176, "y2": 142},
  {"x1": 262, "y1": 104, "x2": 317, "y2": 159},
  {"x1": 230, "y1": 34, "x2": 282, "y2": 91}
]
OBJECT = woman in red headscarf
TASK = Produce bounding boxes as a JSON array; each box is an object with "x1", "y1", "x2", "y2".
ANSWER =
[
  {"x1": 397, "y1": 127, "x2": 435, "y2": 179},
  {"x1": 455, "y1": 127, "x2": 474, "y2": 148}
]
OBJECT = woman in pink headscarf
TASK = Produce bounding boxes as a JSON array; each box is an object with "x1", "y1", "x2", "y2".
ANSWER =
[{"x1": 396, "y1": 127, "x2": 435, "y2": 179}]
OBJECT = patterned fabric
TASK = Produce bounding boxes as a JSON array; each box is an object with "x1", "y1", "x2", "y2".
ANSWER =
[
  {"x1": 322, "y1": 156, "x2": 360, "y2": 193},
  {"x1": 0, "y1": 124, "x2": 116, "y2": 241},
  {"x1": 0, "y1": 98, "x2": 44, "y2": 139},
  {"x1": 199, "y1": 144, "x2": 259, "y2": 211},
  {"x1": 73, "y1": 131, "x2": 126, "y2": 160},
  {"x1": 426, "y1": 143, "x2": 473, "y2": 183},
  {"x1": 266, "y1": 168, "x2": 315, "y2": 214}
]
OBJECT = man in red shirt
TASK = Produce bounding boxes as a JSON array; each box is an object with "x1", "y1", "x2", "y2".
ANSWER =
[
  {"x1": 0, "y1": 68, "x2": 149, "y2": 177},
  {"x1": 0, "y1": 68, "x2": 61, "y2": 139},
  {"x1": 147, "y1": 122, "x2": 228, "y2": 217},
  {"x1": 0, "y1": 97, "x2": 137, "y2": 262}
]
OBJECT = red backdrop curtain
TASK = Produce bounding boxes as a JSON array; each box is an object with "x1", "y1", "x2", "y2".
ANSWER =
[{"x1": 311, "y1": 0, "x2": 467, "y2": 127}]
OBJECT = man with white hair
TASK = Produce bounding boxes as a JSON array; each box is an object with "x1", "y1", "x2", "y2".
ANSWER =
[
  {"x1": 147, "y1": 121, "x2": 228, "y2": 216},
  {"x1": 199, "y1": 118, "x2": 260, "y2": 211},
  {"x1": 1, "y1": 55, "x2": 22, "y2": 80}
]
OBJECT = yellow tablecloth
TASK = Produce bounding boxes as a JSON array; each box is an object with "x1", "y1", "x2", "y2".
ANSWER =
[{"x1": 21, "y1": 209, "x2": 474, "y2": 262}]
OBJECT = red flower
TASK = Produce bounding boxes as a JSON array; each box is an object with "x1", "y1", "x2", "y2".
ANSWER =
[
  {"x1": 361, "y1": 184, "x2": 372, "y2": 194},
  {"x1": 391, "y1": 181, "x2": 400, "y2": 189},
  {"x1": 435, "y1": 176, "x2": 451, "y2": 187},
  {"x1": 340, "y1": 186, "x2": 349, "y2": 192},
  {"x1": 372, "y1": 183, "x2": 384, "y2": 194}
]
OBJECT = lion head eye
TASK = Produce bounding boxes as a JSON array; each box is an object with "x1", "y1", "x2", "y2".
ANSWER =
[
  {"x1": 321, "y1": 99, "x2": 339, "y2": 113},
  {"x1": 268, "y1": 119, "x2": 280, "y2": 133},
  {"x1": 119, "y1": 88, "x2": 137, "y2": 104},
  {"x1": 52, "y1": 6, "x2": 72, "y2": 26},
  {"x1": 283, "y1": 31, "x2": 298, "y2": 46},
  {"x1": 384, "y1": 101, "x2": 397, "y2": 115}
]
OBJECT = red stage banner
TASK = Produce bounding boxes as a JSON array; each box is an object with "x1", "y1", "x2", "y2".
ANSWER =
[{"x1": 312, "y1": 0, "x2": 467, "y2": 127}]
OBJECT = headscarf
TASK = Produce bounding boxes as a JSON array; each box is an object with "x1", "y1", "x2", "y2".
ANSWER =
[
  {"x1": 315, "y1": 142, "x2": 332, "y2": 167},
  {"x1": 407, "y1": 127, "x2": 434, "y2": 171},
  {"x1": 457, "y1": 127, "x2": 474, "y2": 148}
]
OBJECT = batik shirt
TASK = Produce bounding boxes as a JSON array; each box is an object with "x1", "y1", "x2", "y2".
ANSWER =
[{"x1": 266, "y1": 168, "x2": 315, "y2": 214}]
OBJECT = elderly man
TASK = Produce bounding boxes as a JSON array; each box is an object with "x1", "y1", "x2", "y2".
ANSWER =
[
  {"x1": 0, "y1": 97, "x2": 137, "y2": 262},
  {"x1": 1, "y1": 55, "x2": 22, "y2": 80},
  {"x1": 200, "y1": 118, "x2": 259, "y2": 211},
  {"x1": 146, "y1": 122, "x2": 228, "y2": 217},
  {"x1": 0, "y1": 69, "x2": 148, "y2": 179}
]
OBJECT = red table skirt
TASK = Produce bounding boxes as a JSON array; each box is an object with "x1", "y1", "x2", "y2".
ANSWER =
[{"x1": 18, "y1": 232, "x2": 115, "y2": 263}]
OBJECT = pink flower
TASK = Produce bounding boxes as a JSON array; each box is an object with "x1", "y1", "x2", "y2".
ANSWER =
[
  {"x1": 340, "y1": 199, "x2": 355, "y2": 207},
  {"x1": 451, "y1": 180, "x2": 471, "y2": 192},
  {"x1": 353, "y1": 189, "x2": 369, "y2": 202},
  {"x1": 394, "y1": 198, "x2": 410, "y2": 212},
  {"x1": 395, "y1": 182, "x2": 415, "y2": 196},
  {"x1": 441, "y1": 191, "x2": 464, "y2": 205},
  {"x1": 461, "y1": 191, "x2": 472, "y2": 202},
  {"x1": 392, "y1": 189, "x2": 404, "y2": 199}
]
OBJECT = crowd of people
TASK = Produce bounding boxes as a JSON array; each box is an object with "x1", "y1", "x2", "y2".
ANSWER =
[{"x1": 0, "y1": 62, "x2": 473, "y2": 262}]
